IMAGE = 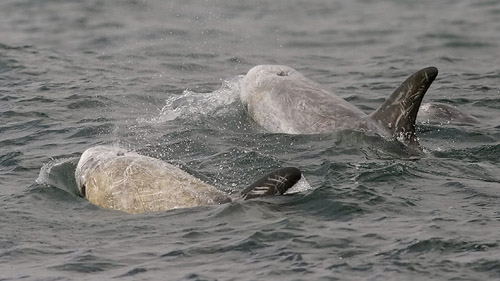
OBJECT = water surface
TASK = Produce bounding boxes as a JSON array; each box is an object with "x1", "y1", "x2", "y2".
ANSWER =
[{"x1": 1, "y1": 0, "x2": 500, "y2": 280}]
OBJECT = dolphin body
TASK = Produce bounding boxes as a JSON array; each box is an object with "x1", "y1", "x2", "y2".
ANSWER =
[
  {"x1": 418, "y1": 102, "x2": 480, "y2": 125},
  {"x1": 241, "y1": 65, "x2": 438, "y2": 146},
  {"x1": 75, "y1": 146, "x2": 302, "y2": 214}
]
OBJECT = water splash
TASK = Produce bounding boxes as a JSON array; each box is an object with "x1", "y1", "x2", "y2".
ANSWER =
[
  {"x1": 145, "y1": 75, "x2": 244, "y2": 124},
  {"x1": 286, "y1": 175, "x2": 314, "y2": 194},
  {"x1": 36, "y1": 158, "x2": 79, "y2": 195}
]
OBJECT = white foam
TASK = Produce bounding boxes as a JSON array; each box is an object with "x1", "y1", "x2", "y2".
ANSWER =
[{"x1": 286, "y1": 174, "x2": 314, "y2": 194}]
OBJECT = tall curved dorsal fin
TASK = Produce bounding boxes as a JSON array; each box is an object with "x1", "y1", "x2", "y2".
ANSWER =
[
  {"x1": 371, "y1": 66, "x2": 438, "y2": 146},
  {"x1": 240, "y1": 167, "x2": 301, "y2": 200}
]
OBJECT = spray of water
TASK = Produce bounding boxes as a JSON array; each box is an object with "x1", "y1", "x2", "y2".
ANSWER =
[{"x1": 144, "y1": 75, "x2": 244, "y2": 124}]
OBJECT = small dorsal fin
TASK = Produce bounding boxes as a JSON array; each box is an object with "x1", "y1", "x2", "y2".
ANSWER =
[
  {"x1": 240, "y1": 167, "x2": 301, "y2": 200},
  {"x1": 371, "y1": 66, "x2": 438, "y2": 146}
]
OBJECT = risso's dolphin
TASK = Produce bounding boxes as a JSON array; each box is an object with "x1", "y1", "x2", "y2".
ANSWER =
[
  {"x1": 75, "y1": 146, "x2": 302, "y2": 214},
  {"x1": 418, "y1": 102, "x2": 480, "y2": 125},
  {"x1": 241, "y1": 65, "x2": 438, "y2": 146}
]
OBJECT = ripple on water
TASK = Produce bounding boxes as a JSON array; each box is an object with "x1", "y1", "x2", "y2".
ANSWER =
[{"x1": 50, "y1": 252, "x2": 124, "y2": 273}]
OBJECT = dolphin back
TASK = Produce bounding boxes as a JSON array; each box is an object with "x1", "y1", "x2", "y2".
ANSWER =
[
  {"x1": 75, "y1": 146, "x2": 230, "y2": 214},
  {"x1": 371, "y1": 67, "x2": 438, "y2": 146},
  {"x1": 418, "y1": 102, "x2": 481, "y2": 125}
]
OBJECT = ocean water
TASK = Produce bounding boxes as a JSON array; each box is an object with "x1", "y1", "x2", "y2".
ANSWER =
[{"x1": 1, "y1": 0, "x2": 500, "y2": 280}]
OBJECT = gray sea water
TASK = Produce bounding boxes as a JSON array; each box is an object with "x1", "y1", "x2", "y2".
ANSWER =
[{"x1": 1, "y1": 0, "x2": 500, "y2": 280}]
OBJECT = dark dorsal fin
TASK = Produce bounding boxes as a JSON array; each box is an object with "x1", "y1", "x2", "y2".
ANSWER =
[
  {"x1": 371, "y1": 66, "x2": 438, "y2": 146},
  {"x1": 240, "y1": 167, "x2": 301, "y2": 200}
]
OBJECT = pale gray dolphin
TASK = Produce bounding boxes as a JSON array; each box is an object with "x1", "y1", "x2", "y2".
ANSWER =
[
  {"x1": 75, "y1": 146, "x2": 302, "y2": 214},
  {"x1": 241, "y1": 65, "x2": 438, "y2": 146},
  {"x1": 418, "y1": 102, "x2": 480, "y2": 125}
]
